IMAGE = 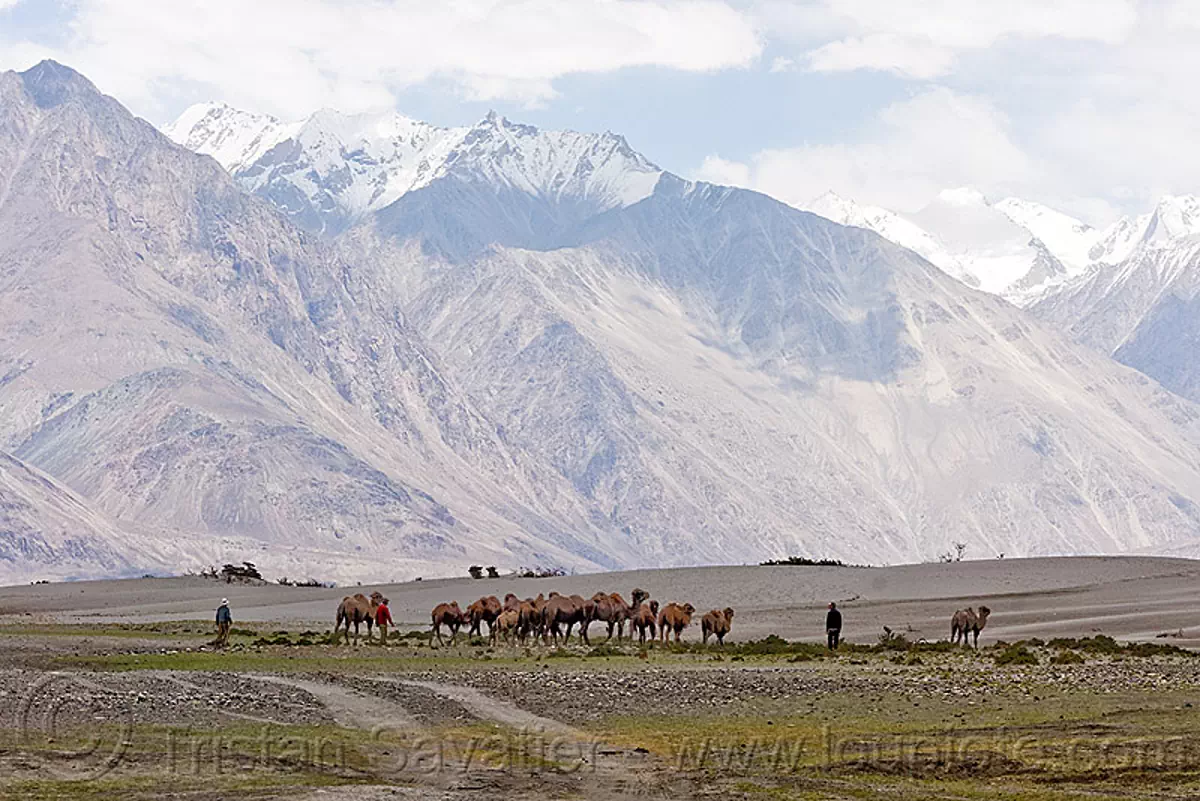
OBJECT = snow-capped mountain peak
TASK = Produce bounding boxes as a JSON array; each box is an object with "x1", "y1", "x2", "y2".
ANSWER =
[
  {"x1": 804, "y1": 192, "x2": 978, "y2": 288},
  {"x1": 163, "y1": 102, "x2": 295, "y2": 173},
  {"x1": 802, "y1": 187, "x2": 1200, "y2": 305},
  {"x1": 806, "y1": 188, "x2": 1080, "y2": 302},
  {"x1": 993, "y1": 197, "x2": 1097, "y2": 274},
  {"x1": 1148, "y1": 194, "x2": 1200, "y2": 241},
  {"x1": 165, "y1": 103, "x2": 662, "y2": 235},
  {"x1": 1087, "y1": 194, "x2": 1200, "y2": 266}
]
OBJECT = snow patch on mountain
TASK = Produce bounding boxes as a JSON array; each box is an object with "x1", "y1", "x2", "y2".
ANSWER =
[
  {"x1": 804, "y1": 189, "x2": 1081, "y2": 303},
  {"x1": 804, "y1": 189, "x2": 1200, "y2": 307},
  {"x1": 806, "y1": 192, "x2": 978, "y2": 288},
  {"x1": 163, "y1": 102, "x2": 297, "y2": 173},
  {"x1": 993, "y1": 197, "x2": 1098, "y2": 274},
  {"x1": 166, "y1": 104, "x2": 663, "y2": 235},
  {"x1": 1088, "y1": 195, "x2": 1200, "y2": 266}
]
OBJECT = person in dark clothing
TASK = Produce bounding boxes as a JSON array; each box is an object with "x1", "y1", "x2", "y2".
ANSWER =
[
  {"x1": 826, "y1": 602, "x2": 842, "y2": 650},
  {"x1": 215, "y1": 598, "x2": 232, "y2": 647}
]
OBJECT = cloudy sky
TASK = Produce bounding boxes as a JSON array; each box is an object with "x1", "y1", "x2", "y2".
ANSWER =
[{"x1": 1, "y1": 0, "x2": 1194, "y2": 223}]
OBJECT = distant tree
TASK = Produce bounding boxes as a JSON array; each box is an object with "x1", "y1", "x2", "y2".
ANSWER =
[
  {"x1": 486, "y1": 566, "x2": 499, "y2": 579},
  {"x1": 468, "y1": 565, "x2": 484, "y2": 580},
  {"x1": 953, "y1": 542, "x2": 968, "y2": 562},
  {"x1": 219, "y1": 562, "x2": 263, "y2": 583}
]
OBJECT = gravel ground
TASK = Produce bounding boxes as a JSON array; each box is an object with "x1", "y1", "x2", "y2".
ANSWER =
[{"x1": 0, "y1": 669, "x2": 335, "y2": 729}]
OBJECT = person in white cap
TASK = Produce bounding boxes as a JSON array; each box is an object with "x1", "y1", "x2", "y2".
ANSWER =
[{"x1": 215, "y1": 598, "x2": 232, "y2": 647}]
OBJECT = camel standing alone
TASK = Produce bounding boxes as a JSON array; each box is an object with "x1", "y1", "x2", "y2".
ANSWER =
[
  {"x1": 950, "y1": 605, "x2": 992, "y2": 648},
  {"x1": 701, "y1": 607, "x2": 735, "y2": 646},
  {"x1": 335, "y1": 592, "x2": 381, "y2": 646}
]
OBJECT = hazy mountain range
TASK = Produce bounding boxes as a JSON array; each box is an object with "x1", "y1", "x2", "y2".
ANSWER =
[
  {"x1": 2, "y1": 60, "x2": 1200, "y2": 583},
  {"x1": 804, "y1": 190, "x2": 1200, "y2": 408}
]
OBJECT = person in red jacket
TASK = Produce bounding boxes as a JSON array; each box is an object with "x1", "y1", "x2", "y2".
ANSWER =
[{"x1": 374, "y1": 597, "x2": 393, "y2": 645}]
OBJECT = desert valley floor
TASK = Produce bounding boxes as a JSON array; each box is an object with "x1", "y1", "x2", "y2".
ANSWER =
[{"x1": 3, "y1": 556, "x2": 1200, "y2": 800}]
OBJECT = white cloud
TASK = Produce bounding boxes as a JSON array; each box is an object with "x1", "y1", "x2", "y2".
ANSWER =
[
  {"x1": 807, "y1": 34, "x2": 955, "y2": 80},
  {"x1": 712, "y1": 1, "x2": 1200, "y2": 222},
  {"x1": 1, "y1": 0, "x2": 762, "y2": 120},
  {"x1": 768, "y1": 56, "x2": 795, "y2": 73},
  {"x1": 795, "y1": 0, "x2": 1138, "y2": 78},
  {"x1": 694, "y1": 88, "x2": 1038, "y2": 213},
  {"x1": 695, "y1": 154, "x2": 752, "y2": 187}
]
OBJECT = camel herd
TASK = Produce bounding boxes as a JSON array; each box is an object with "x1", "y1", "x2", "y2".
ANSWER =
[
  {"x1": 332, "y1": 588, "x2": 994, "y2": 650},
  {"x1": 428, "y1": 590, "x2": 730, "y2": 648}
]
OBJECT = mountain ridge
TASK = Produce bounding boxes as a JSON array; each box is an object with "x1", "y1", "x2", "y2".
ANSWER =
[
  {"x1": 166, "y1": 101, "x2": 663, "y2": 237},
  {"x1": 6, "y1": 60, "x2": 1200, "y2": 582}
]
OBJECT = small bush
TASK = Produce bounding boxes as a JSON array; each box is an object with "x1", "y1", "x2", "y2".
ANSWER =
[
  {"x1": 876, "y1": 628, "x2": 909, "y2": 651},
  {"x1": 545, "y1": 648, "x2": 575, "y2": 659},
  {"x1": 1044, "y1": 635, "x2": 1194, "y2": 659},
  {"x1": 1048, "y1": 635, "x2": 1120, "y2": 654},
  {"x1": 399, "y1": 630, "x2": 433, "y2": 641},
  {"x1": 1125, "y1": 640, "x2": 1195, "y2": 658},
  {"x1": 1051, "y1": 651, "x2": 1085, "y2": 665},
  {"x1": 994, "y1": 645, "x2": 1039, "y2": 666},
  {"x1": 586, "y1": 644, "x2": 624, "y2": 658},
  {"x1": 759, "y1": 556, "x2": 851, "y2": 567}
]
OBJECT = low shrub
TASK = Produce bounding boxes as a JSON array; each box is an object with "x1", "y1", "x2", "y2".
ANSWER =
[
  {"x1": 759, "y1": 556, "x2": 852, "y2": 567},
  {"x1": 994, "y1": 644, "x2": 1039, "y2": 666},
  {"x1": 586, "y1": 644, "x2": 624, "y2": 658}
]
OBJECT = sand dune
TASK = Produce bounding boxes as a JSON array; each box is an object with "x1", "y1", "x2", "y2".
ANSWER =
[{"x1": 3, "y1": 555, "x2": 1198, "y2": 647}]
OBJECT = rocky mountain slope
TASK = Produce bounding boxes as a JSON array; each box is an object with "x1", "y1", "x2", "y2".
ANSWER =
[
  {"x1": 340, "y1": 173, "x2": 1200, "y2": 566},
  {"x1": 0, "y1": 452, "x2": 137, "y2": 583},
  {"x1": 1031, "y1": 236, "x2": 1200, "y2": 404},
  {"x1": 0, "y1": 61, "x2": 631, "y2": 583},
  {"x1": 5, "y1": 61, "x2": 1200, "y2": 581}
]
